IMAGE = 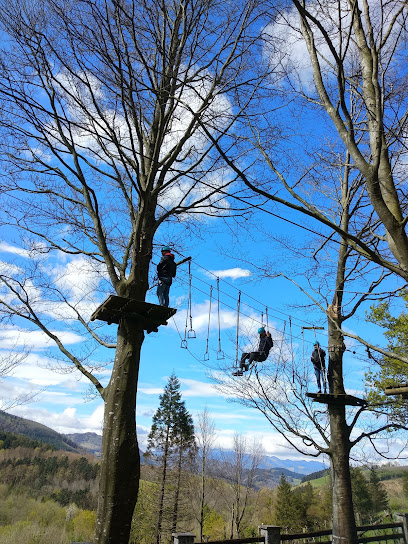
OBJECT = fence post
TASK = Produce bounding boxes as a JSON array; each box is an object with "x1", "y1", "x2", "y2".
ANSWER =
[
  {"x1": 396, "y1": 513, "x2": 408, "y2": 543},
  {"x1": 259, "y1": 524, "x2": 281, "y2": 544},
  {"x1": 172, "y1": 532, "x2": 196, "y2": 544}
]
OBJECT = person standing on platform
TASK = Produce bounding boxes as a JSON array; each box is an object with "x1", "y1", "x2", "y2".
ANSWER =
[
  {"x1": 156, "y1": 246, "x2": 177, "y2": 307},
  {"x1": 311, "y1": 341, "x2": 327, "y2": 393}
]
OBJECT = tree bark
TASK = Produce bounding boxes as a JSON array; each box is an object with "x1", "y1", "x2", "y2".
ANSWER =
[
  {"x1": 172, "y1": 445, "x2": 183, "y2": 533},
  {"x1": 94, "y1": 319, "x2": 144, "y2": 544},
  {"x1": 156, "y1": 428, "x2": 171, "y2": 544},
  {"x1": 327, "y1": 242, "x2": 357, "y2": 543},
  {"x1": 329, "y1": 404, "x2": 357, "y2": 544}
]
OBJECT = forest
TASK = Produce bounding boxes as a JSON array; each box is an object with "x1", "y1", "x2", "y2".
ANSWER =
[{"x1": 1, "y1": 378, "x2": 408, "y2": 544}]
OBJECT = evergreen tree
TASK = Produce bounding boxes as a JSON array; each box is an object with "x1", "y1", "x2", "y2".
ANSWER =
[
  {"x1": 366, "y1": 292, "x2": 408, "y2": 423},
  {"x1": 146, "y1": 373, "x2": 195, "y2": 544},
  {"x1": 368, "y1": 468, "x2": 389, "y2": 519},
  {"x1": 351, "y1": 468, "x2": 373, "y2": 524},
  {"x1": 274, "y1": 474, "x2": 297, "y2": 531}
]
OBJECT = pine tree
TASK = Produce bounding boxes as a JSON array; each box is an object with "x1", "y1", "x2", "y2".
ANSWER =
[
  {"x1": 146, "y1": 373, "x2": 196, "y2": 544},
  {"x1": 351, "y1": 468, "x2": 373, "y2": 524},
  {"x1": 368, "y1": 468, "x2": 389, "y2": 520},
  {"x1": 274, "y1": 474, "x2": 297, "y2": 531}
]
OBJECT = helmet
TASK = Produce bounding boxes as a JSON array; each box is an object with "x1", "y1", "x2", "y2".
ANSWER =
[
  {"x1": 313, "y1": 341, "x2": 320, "y2": 346},
  {"x1": 162, "y1": 246, "x2": 171, "y2": 252},
  {"x1": 258, "y1": 327, "x2": 265, "y2": 334}
]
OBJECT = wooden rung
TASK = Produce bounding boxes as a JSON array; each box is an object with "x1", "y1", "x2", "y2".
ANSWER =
[
  {"x1": 306, "y1": 392, "x2": 367, "y2": 407},
  {"x1": 384, "y1": 385, "x2": 408, "y2": 397},
  {"x1": 90, "y1": 295, "x2": 177, "y2": 331}
]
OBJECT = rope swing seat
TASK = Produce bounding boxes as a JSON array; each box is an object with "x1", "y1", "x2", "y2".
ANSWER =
[{"x1": 90, "y1": 295, "x2": 177, "y2": 333}]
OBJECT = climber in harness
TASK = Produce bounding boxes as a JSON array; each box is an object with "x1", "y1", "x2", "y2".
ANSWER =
[
  {"x1": 156, "y1": 246, "x2": 177, "y2": 307},
  {"x1": 311, "y1": 341, "x2": 327, "y2": 393},
  {"x1": 232, "y1": 327, "x2": 273, "y2": 376}
]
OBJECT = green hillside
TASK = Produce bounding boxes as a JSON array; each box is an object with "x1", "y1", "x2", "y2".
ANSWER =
[{"x1": 0, "y1": 410, "x2": 82, "y2": 453}]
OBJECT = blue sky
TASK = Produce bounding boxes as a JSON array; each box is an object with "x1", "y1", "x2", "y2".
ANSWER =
[
  {"x1": 0, "y1": 0, "x2": 406, "y2": 465},
  {"x1": 0, "y1": 202, "x2": 401, "y2": 463}
]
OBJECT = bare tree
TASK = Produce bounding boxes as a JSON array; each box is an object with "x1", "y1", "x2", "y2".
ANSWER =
[
  {"x1": 196, "y1": 407, "x2": 217, "y2": 542},
  {"x1": 0, "y1": 1, "x2": 264, "y2": 542},
  {"x1": 220, "y1": 433, "x2": 263, "y2": 538},
  {"x1": 215, "y1": 147, "x2": 408, "y2": 543},
  {"x1": 202, "y1": 0, "x2": 408, "y2": 283}
]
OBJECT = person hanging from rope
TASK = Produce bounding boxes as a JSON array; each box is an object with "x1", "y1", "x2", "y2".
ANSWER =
[
  {"x1": 311, "y1": 341, "x2": 327, "y2": 393},
  {"x1": 232, "y1": 327, "x2": 273, "y2": 376},
  {"x1": 156, "y1": 246, "x2": 177, "y2": 307}
]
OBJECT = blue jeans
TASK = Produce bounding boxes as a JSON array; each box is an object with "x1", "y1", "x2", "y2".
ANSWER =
[
  {"x1": 240, "y1": 352, "x2": 267, "y2": 370},
  {"x1": 157, "y1": 277, "x2": 172, "y2": 307},
  {"x1": 314, "y1": 367, "x2": 326, "y2": 392}
]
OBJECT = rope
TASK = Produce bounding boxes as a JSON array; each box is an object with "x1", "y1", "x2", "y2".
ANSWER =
[
  {"x1": 235, "y1": 291, "x2": 241, "y2": 367},
  {"x1": 217, "y1": 278, "x2": 224, "y2": 360},
  {"x1": 204, "y1": 286, "x2": 213, "y2": 361},
  {"x1": 187, "y1": 260, "x2": 196, "y2": 338}
]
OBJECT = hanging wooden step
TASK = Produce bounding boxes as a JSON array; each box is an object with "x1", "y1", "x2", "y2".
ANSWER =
[
  {"x1": 306, "y1": 392, "x2": 367, "y2": 407},
  {"x1": 90, "y1": 295, "x2": 177, "y2": 333},
  {"x1": 384, "y1": 384, "x2": 408, "y2": 398}
]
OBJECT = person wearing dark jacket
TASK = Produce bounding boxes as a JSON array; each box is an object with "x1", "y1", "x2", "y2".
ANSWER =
[
  {"x1": 311, "y1": 341, "x2": 326, "y2": 393},
  {"x1": 232, "y1": 327, "x2": 273, "y2": 376},
  {"x1": 156, "y1": 246, "x2": 177, "y2": 307}
]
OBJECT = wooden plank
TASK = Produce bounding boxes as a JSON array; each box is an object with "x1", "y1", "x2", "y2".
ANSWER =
[
  {"x1": 90, "y1": 295, "x2": 176, "y2": 328},
  {"x1": 306, "y1": 392, "x2": 367, "y2": 407},
  {"x1": 385, "y1": 385, "x2": 408, "y2": 396},
  {"x1": 358, "y1": 532, "x2": 404, "y2": 543},
  {"x1": 201, "y1": 538, "x2": 265, "y2": 544},
  {"x1": 281, "y1": 529, "x2": 332, "y2": 540},
  {"x1": 357, "y1": 523, "x2": 403, "y2": 531}
]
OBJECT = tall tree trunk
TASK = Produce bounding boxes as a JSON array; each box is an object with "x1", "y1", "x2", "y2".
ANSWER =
[
  {"x1": 156, "y1": 429, "x2": 171, "y2": 544},
  {"x1": 327, "y1": 306, "x2": 358, "y2": 544},
  {"x1": 329, "y1": 403, "x2": 357, "y2": 544},
  {"x1": 94, "y1": 320, "x2": 144, "y2": 544},
  {"x1": 199, "y1": 453, "x2": 206, "y2": 541},
  {"x1": 172, "y1": 446, "x2": 183, "y2": 533}
]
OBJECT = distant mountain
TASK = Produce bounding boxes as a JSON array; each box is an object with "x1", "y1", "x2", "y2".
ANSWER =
[
  {"x1": 210, "y1": 447, "x2": 326, "y2": 476},
  {"x1": 0, "y1": 410, "x2": 82, "y2": 453},
  {"x1": 251, "y1": 466, "x2": 304, "y2": 489},
  {"x1": 65, "y1": 431, "x2": 145, "y2": 462},
  {"x1": 257, "y1": 454, "x2": 326, "y2": 475},
  {"x1": 65, "y1": 432, "x2": 103, "y2": 457},
  {"x1": 0, "y1": 411, "x2": 326, "y2": 477}
]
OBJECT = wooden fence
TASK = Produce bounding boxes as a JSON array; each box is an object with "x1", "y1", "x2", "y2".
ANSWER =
[{"x1": 172, "y1": 514, "x2": 408, "y2": 544}]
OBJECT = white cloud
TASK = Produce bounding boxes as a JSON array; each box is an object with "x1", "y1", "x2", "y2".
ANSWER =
[
  {"x1": 0, "y1": 260, "x2": 23, "y2": 275},
  {"x1": 0, "y1": 242, "x2": 31, "y2": 258},
  {"x1": 0, "y1": 328, "x2": 83, "y2": 351},
  {"x1": 50, "y1": 256, "x2": 107, "y2": 301},
  {"x1": 179, "y1": 378, "x2": 229, "y2": 398},
  {"x1": 207, "y1": 268, "x2": 252, "y2": 280},
  {"x1": 0, "y1": 241, "x2": 48, "y2": 258}
]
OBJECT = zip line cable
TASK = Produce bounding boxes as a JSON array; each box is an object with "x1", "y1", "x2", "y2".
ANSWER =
[
  {"x1": 175, "y1": 249, "x2": 317, "y2": 327},
  {"x1": 174, "y1": 260, "x2": 320, "y2": 332},
  {"x1": 174, "y1": 273, "x2": 317, "y2": 348},
  {"x1": 154, "y1": 240, "x2": 328, "y2": 331}
]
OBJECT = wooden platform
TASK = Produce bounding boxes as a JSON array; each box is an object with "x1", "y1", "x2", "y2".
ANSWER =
[
  {"x1": 306, "y1": 392, "x2": 367, "y2": 407},
  {"x1": 90, "y1": 295, "x2": 177, "y2": 333},
  {"x1": 384, "y1": 384, "x2": 408, "y2": 398}
]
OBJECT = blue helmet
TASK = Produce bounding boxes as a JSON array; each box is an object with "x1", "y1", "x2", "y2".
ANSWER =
[
  {"x1": 313, "y1": 341, "x2": 320, "y2": 346},
  {"x1": 162, "y1": 246, "x2": 171, "y2": 252},
  {"x1": 258, "y1": 327, "x2": 265, "y2": 334}
]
